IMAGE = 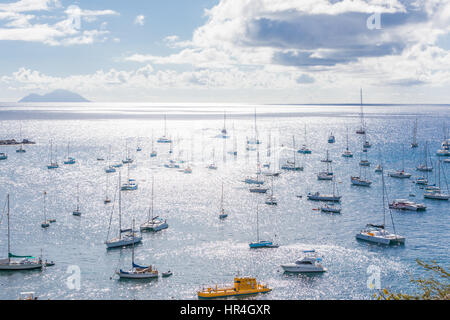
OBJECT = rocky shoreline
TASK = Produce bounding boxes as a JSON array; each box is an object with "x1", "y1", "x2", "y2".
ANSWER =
[{"x1": 0, "y1": 139, "x2": 35, "y2": 145}]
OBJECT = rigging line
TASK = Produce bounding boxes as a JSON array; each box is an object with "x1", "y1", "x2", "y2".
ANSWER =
[{"x1": 105, "y1": 175, "x2": 119, "y2": 242}]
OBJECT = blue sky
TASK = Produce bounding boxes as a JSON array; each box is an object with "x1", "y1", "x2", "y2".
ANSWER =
[{"x1": 1, "y1": 0, "x2": 450, "y2": 103}]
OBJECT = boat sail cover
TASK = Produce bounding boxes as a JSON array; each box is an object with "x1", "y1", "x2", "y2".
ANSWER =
[
  {"x1": 9, "y1": 253, "x2": 35, "y2": 258},
  {"x1": 133, "y1": 262, "x2": 149, "y2": 269}
]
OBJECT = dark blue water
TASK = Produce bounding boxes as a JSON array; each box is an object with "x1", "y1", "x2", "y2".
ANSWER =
[{"x1": 0, "y1": 103, "x2": 448, "y2": 299}]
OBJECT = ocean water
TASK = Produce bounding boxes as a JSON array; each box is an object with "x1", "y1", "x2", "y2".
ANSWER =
[{"x1": 0, "y1": 102, "x2": 448, "y2": 300}]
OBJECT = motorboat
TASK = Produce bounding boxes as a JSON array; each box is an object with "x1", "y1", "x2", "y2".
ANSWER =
[
  {"x1": 162, "y1": 271, "x2": 173, "y2": 277},
  {"x1": 297, "y1": 145, "x2": 312, "y2": 154},
  {"x1": 320, "y1": 203, "x2": 341, "y2": 213},
  {"x1": 423, "y1": 192, "x2": 449, "y2": 200},
  {"x1": 281, "y1": 250, "x2": 326, "y2": 273},
  {"x1": 389, "y1": 199, "x2": 426, "y2": 211}
]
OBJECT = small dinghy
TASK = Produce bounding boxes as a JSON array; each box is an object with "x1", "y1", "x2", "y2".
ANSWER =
[{"x1": 162, "y1": 271, "x2": 173, "y2": 278}]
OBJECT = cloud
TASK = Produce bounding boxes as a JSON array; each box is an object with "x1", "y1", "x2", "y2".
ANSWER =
[
  {"x1": 0, "y1": 1, "x2": 119, "y2": 45},
  {"x1": 123, "y1": 0, "x2": 450, "y2": 91},
  {"x1": 296, "y1": 74, "x2": 315, "y2": 84},
  {"x1": 134, "y1": 14, "x2": 145, "y2": 26}
]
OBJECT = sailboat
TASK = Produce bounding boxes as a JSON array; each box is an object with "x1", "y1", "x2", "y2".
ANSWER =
[
  {"x1": 116, "y1": 219, "x2": 158, "y2": 279},
  {"x1": 140, "y1": 177, "x2": 168, "y2": 231},
  {"x1": 207, "y1": 148, "x2": 218, "y2": 170},
  {"x1": 220, "y1": 111, "x2": 228, "y2": 138},
  {"x1": 219, "y1": 182, "x2": 228, "y2": 219},
  {"x1": 356, "y1": 168, "x2": 405, "y2": 245},
  {"x1": 265, "y1": 176, "x2": 277, "y2": 205},
  {"x1": 249, "y1": 205, "x2": 279, "y2": 248},
  {"x1": 47, "y1": 140, "x2": 59, "y2": 169},
  {"x1": 227, "y1": 122, "x2": 238, "y2": 156},
  {"x1": 328, "y1": 132, "x2": 335, "y2": 143},
  {"x1": 423, "y1": 160, "x2": 449, "y2": 200},
  {"x1": 150, "y1": 131, "x2": 157, "y2": 157},
  {"x1": 244, "y1": 142, "x2": 265, "y2": 184},
  {"x1": 72, "y1": 184, "x2": 81, "y2": 216},
  {"x1": 63, "y1": 141, "x2": 76, "y2": 164},
  {"x1": 356, "y1": 88, "x2": 366, "y2": 134},
  {"x1": 122, "y1": 142, "x2": 134, "y2": 164},
  {"x1": 416, "y1": 142, "x2": 433, "y2": 172},
  {"x1": 389, "y1": 145, "x2": 411, "y2": 178},
  {"x1": 0, "y1": 195, "x2": 44, "y2": 270},
  {"x1": 282, "y1": 136, "x2": 303, "y2": 171},
  {"x1": 298, "y1": 125, "x2": 312, "y2": 154},
  {"x1": 105, "y1": 173, "x2": 142, "y2": 248},
  {"x1": 105, "y1": 145, "x2": 116, "y2": 173},
  {"x1": 0, "y1": 152, "x2": 7, "y2": 160},
  {"x1": 411, "y1": 118, "x2": 419, "y2": 148},
  {"x1": 342, "y1": 128, "x2": 353, "y2": 157},
  {"x1": 247, "y1": 109, "x2": 261, "y2": 145},
  {"x1": 318, "y1": 161, "x2": 333, "y2": 180},
  {"x1": 41, "y1": 191, "x2": 50, "y2": 228},
  {"x1": 16, "y1": 123, "x2": 26, "y2": 153},
  {"x1": 359, "y1": 142, "x2": 371, "y2": 167},
  {"x1": 157, "y1": 115, "x2": 172, "y2": 143}
]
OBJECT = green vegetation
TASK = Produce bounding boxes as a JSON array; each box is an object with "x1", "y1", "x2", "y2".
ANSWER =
[{"x1": 375, "y1": 259, "x2": 449, "y2": 300}]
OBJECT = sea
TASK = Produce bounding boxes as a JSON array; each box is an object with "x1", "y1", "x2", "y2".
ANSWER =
[{"x1": 0, "y1": 102, "x2": 448, "y2": 300}]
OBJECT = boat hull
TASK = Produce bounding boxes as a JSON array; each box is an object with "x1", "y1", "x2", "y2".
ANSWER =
[{"x1": 356, "y1": 233, "x2": 405, "y2": 245}]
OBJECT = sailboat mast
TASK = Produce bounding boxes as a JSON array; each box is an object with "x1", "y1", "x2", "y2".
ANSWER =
[
  {"x1": 381, "y1": 170, "x2": 386, "y2": 227},
  {"x1": 360, "y1": 88, "x2": 364, "y2": 131},
  {"x1": 256, "y1": 204, "x2": 259, "y2": 242},
  {"x1": 221, "y1": 182, "x2": 224, "y2": 213},
  {"x1": 292, "y1": 135, "x2": 296, "y2": 166},
  {"x1": 119, "y1": 173, "x2": 122, "y2": 240},
  {"x1": 132, "y1": 218, "x2": 135, "y2": 265},
  {"x1": 7, "y1": 194, "x2": 10, "y2": 263},
  {"x1": 151, "y1": 176, "x2": 154, "y2": 219}
]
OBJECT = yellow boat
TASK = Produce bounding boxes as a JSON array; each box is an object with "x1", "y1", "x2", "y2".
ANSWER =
[{"x1": 197, "y1": 276, "x2": 271, "y2": 299}]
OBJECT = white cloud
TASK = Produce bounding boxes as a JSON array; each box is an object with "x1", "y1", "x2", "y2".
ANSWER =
[
  {"x1": 134, "y1": 14, "x2": 145, "y2": 26},
  {"x1": 0, "y1": 1, "x2": 119, "y2": 45}
]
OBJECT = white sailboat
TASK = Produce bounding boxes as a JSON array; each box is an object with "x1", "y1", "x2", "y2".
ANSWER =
[
  {"x1": 356, "y1": 169, "x2": 405, "y2": 245},
  {"x1": 140, "y1": 177, "x2": 168, "y2": 231},
  {"x1": 389, "y1": 145, "x2": 411, "y2": 178},
  {"x1": 207, "y1": 148, "x2": 218, "y2": 170},
  {"x1": 247, "y1": 109, "x2": 261, "y2": 145},
  {"x1": 307, "y1": 177, "x2": 341, "y2": 202},
  {"x1": 423, "y1": 160, "x2": 449, "y2": 200},
  {"x1": 41, "y1": 191, "x2": 50, "y2": 228},
  {"x1": 0, "y1": 195, "x2": 44, "y2": 270},
  {"x1": 416, "y1": 142, "x2": 433, "y2": 172},
  {"x1": 351, "y1": 152, "x2": 372, "y2": 186},
  {"x1": 105, "y1": 173, "x2": 142, "y2": 248},
  {"x1": 104, "y1": 172, "x2": 112, "y2": 204}
]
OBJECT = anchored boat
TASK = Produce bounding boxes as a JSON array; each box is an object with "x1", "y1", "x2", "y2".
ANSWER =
[{"x1": 197, "y1": 276, "x2": 271, "y2": 299}]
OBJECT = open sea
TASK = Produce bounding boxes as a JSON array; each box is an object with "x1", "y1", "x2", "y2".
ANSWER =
[{"x1": 0, "y1": 102, "x2": 449, "y2": 300}]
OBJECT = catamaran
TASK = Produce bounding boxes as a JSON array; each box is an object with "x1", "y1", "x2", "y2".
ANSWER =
[
  {"x1": 140, "y1": 177, "x2": 168, "y2": 232},
  {"x1": 411, "y1": 118, "x2": 419, "y2": 148},
  {"x1": 116, "y1": 219, "x2": 158, "y2": 279},
  {"x1": 356, "y1": 169, "x2": 405, "y2": 245},
  {"x1": 105, "y1": 173, "x2": 142, "y2": 248},
  {"x1": 249, "y1": 205, "x2": 279, "y2": 248},
  {"x1": 0, "y1": 195, "x2": 45, "y2": 270}
]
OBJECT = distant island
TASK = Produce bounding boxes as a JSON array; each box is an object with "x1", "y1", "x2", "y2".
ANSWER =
[{"x1": 18, "y1": 89, "x2": 90, "y2": 102}]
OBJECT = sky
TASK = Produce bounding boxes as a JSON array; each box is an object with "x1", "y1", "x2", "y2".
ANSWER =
[{"x1": 0, "y1": 0, "x2": 450, "y2": 104}]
